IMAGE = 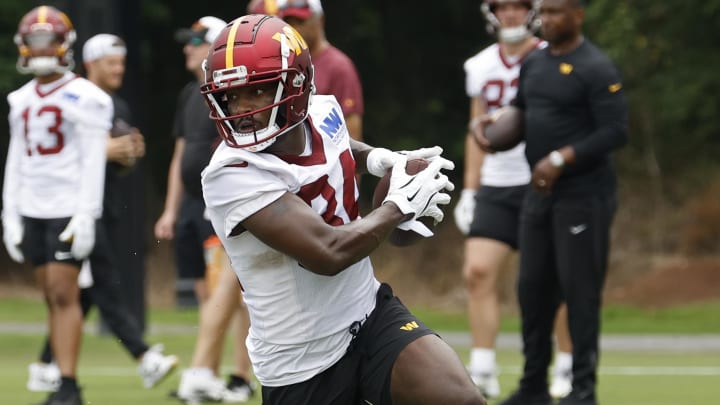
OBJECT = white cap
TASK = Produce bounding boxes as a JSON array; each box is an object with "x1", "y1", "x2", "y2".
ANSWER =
[
  {"x1": 174, "y1": 16, "x2": 227, "y2": 45},
  {"x1": 82, "y1": 34, "x2": 127, "y2": 63}
]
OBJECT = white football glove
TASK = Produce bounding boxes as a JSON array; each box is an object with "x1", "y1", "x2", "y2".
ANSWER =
[
  {"x1": 453, "y1": 189, "x2": 477, "y2": 235},
  {"x1": 365, "y1": 146, "x2": 444, "y2": 178},
  {"x1": 382, "y1": 156, "x2": 455, "y2": 222},
  {"x1": 2, "y1": 213, "x2": 24, "y2": 263},
  {"x1": 59, "y1": 214, "x2": 96, "y2": 260}
]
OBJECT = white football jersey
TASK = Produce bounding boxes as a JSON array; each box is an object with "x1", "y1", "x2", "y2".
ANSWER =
[
  {"x1": 4, "y1": 72, "x2": 112, "y2": 219},
  {"x1": 202, "y1": 95, "x2": 380, "y2": 386},
  {"x1": 464, "y1": 40, "x2": 544, "y2": 187}
]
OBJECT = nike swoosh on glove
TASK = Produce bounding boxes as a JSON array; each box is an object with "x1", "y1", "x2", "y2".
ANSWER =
[
  {"x1": 59, "y1": 214, "x2": 96, "y2": 260},
  {"x1": 382, "y1": 156, "x2": 455, "y2": 221}
]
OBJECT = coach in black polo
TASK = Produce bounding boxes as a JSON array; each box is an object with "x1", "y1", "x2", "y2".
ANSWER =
[{"x1": 500, "y1": 1, "x2": 628, "y2": 405}]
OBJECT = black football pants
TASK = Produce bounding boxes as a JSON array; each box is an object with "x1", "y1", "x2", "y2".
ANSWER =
[
  {"x1": 40, "y1": 221, "x2": 148, "y2": 363},
  {"x1": 516, "y1": 189, "x2": 617, "y2": 397}
]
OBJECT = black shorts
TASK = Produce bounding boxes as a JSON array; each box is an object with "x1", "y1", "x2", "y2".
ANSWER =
[
  {"x1": 21, "y1": 217, "x2": 82, "y2": 267},
  {"x1": 175, "y1": 195, "x2": 215, "y2": 279},
  {"x1": 468, "y1": 184, "x2": 527, "y2": 249},
  {"x1": 261, "y1": 283, "x2": 436, "y2": 405}
]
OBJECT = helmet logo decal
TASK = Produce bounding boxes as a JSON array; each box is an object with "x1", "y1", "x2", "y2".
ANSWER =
[{"x1": 272, "y1": 26, "x2": 308, "y2": 56}]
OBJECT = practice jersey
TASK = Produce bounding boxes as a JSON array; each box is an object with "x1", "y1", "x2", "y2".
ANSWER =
[
  {"x1": 5, "y1": 72, "x2": 112, "y2": 219},
  {"x1": 202, "y1": 95, "x2": 379, "y2": 387},
  {"x1": 464, "y1": 40, "x2": 543, "y2": 187}
]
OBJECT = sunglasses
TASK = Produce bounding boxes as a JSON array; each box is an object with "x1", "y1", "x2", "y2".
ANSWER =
[{"x1": 187, "y1": 37, "x2": 206, "y2": 47}]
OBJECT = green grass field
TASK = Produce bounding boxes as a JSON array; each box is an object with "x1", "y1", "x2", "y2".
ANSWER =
[{"x1": 2, "y1": 298, "x2": 720, "y2": 404}]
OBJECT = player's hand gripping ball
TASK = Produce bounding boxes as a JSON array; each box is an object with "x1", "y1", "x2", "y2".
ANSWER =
[
  {"x1": 480, "y1": 105, "x2": 524, "y2": 152},
  {"x1": 372, "y1": 158, "x2": 434, "y2": 246}
]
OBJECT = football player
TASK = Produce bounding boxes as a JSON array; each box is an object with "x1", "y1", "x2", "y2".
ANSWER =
[
  {"x1": 200, "y1": 15, "x2": 484, "y2": 405},
  {"x1": 26, "y1": 33, "x2": 178, "y2": 396},
  {"x1": 2, "y1": 6, "x2": 111, "y2": 405},
  {"x1": 455, "y1": 0, "x2": 573, "y2": 399}
]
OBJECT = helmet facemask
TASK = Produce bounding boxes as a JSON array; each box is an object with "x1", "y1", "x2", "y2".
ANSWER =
[
  {"x1": 481, "y1": 0, "x2": 540, "y2": 44},
  {"x1": 201, "y1": 16, "x2": 314, "y2": 152}
]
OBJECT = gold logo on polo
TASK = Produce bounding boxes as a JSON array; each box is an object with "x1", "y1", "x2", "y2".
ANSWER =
[
  {"x1": 400, "y1": 321, "x2": 419, "y2": 331},
  {"x1": 559, "y1": 63, "x2": 573, "y2": 75},
  {"x1": 272, "y1": 26, "x2": 308, "y2": 56},
  {"x1": 608, "y1": 83, "x2": 622, "y2": 93}
]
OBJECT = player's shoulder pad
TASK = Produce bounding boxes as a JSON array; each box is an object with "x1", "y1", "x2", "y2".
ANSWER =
[
  {"x1": 463, "y1": 43, "x2": 500, "y2": 74},
  {"x1": 67, "y1": 77, "x2": 113, "y2": 108},
  {"x1": 309, "y1": 95, "x2": 348, "y2": 145},
  {"x1": 7, "y1": 80, "x2": 36, "y2": 107}
]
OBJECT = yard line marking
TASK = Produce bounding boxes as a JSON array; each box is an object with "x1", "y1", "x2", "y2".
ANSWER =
[
  {"x1": 498, "y1": 366, "x2": 720, "y2": 376},
  {"x1": 2, "y1": 365, "x2": 719, "y2": 377}
]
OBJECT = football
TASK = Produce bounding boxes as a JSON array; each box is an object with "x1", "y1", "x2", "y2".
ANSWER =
[
  {"x1": 482, "y1": 105, "x2": 524, "y2": 152},
  {"x1": 372, "y1": 158, "x2": 434, "y2": 247},
  {"x1": 110, "y1": 118, "x2": 133, "y2": 137}
]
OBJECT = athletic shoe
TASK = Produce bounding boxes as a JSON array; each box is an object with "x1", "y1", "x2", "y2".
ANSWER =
[
  {"x1": 27, "y1": 362, "x2": 61, "y2": 392},
  {"x1": 223, "y1": 375, "x2": 256, "y2": 403},
  {"x1": 498, "y1": 390, "x2": 553, "y2": 405},
  {"x1": 549, "y1": 369, "x2": 573, "y2": 399},
  {"x1": 176, "y1": 368, "x2": 226, "y2": 404},
  {"x1": 35, "y1": 389, "x2": 83, "y2": 405},
  {"x1": 138, "y1": 344, "x2": 179, "y2": 388},
  {"x1": 557, "y1": 389, "x2": 597, "y2": 405},
  {"x1": 470, "y1": 372, "x2": 501, "y2": 398}
]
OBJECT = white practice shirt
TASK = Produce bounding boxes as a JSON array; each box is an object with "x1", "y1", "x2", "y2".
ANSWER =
[{"x1": 202, "y1": 95, "x2": 380, "y2": 386}]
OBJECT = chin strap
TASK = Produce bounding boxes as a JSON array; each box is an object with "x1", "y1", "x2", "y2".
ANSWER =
[{"x1": 499, "y1": 26, "x2": 530, "y2": 44}]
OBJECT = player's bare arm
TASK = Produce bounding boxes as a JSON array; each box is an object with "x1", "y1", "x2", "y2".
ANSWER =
[{"x1": 241, "y1": 191, "x2": 407, "y2": 276}]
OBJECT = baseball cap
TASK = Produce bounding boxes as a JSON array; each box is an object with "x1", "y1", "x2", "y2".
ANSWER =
[
  {"x1": 174, "y1": 16, "x2": 227, "y2": 46},
  {"x1": 82, "y1": 34, "x2": 126, "y2": 63},
  {"x1": 278, "y1": 0, "x2": 324, "y2": 20}
]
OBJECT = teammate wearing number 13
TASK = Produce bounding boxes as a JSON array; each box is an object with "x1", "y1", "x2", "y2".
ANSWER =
[
  {"x1": 200, "y1": 15, "x2": 484, "y2": 405},
  {"x1": 2, "y1": 6, "x2": 112, "y2": 405}
]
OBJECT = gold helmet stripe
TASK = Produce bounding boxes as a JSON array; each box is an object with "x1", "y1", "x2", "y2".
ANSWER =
[
  {"x1": 38, "y1": 5, "x2": 47, "y2": 23},
  {"x1": 225, "y1": 17, "x2": 244, "y2": 69}
]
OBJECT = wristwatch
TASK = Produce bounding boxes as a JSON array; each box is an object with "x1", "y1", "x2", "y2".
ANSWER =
[{"x1": 549, "y1": 150, "x2": 565, "y2": 168}]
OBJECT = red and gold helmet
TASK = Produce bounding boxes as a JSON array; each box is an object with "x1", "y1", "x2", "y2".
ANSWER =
[
  {"x1": 200, "y1": 15, "x2": 314, "y2": 152},
  {"x1": 14, "y1": 5, "x2": 76, "y2": 75},
  {"x1": 481, "y1": 0, "x2": 540, "y2": 43}
]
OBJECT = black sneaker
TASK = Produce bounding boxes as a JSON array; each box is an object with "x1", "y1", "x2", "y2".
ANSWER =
[
  {"x1": 224, "y1": 375, "x2": 256, "y2": 403},
  {"x1": 498, "y1": 389, "x2": 553, "y2": 405},
  {"x1": 557, "y1": 390, "x2": 597, "y2": 405},
  {"x1": 36, "y1": 389, "x2": 83, "y2": 405}
]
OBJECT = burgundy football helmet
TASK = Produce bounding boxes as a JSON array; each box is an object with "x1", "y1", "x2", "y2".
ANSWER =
[
  {"x1": 481, "y1": 0, "x2": 540, "y2": 43},
  {"x1": 14, "y1": 5, "x2": 76, "y2": 75},
  {"x1": 201, "y1": 15, "x2": 314, "y2": 152}
]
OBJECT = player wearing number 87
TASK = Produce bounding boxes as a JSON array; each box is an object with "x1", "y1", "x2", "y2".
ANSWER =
[
  {"x1": 200, "y1": 15, "x2": 483, "y2": 405},
  {"x1": 457, "y1": 1, "x2": 573, "y2": 401},
  {"x1": 2, "y1": 5, "x2": 113, "y2": 405}
]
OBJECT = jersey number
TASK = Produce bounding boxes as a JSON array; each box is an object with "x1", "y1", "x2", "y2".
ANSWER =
[
  {"x1": 482, "y1": 78, "x2": 519, "y2": 109},
  {"x1": 22, "y1": 106, "x2": 65, "y2": 156},
  {"x1": 296, "y1": 149, "x2": 359, "y2": 226}
]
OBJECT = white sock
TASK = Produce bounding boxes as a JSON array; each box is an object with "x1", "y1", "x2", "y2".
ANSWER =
[
  {"x1": 554, "y1": 351, "x2": 573, "y2": 373},
  {"x1": 185, "y1": 367, "x2": 214, "y2": 378},
  {"x1": 469, "y1": 348, "x2": 496, "y2": 374}
]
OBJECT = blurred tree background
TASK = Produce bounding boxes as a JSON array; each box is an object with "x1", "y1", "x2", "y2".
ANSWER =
[{"x1": 0, "y1": 0, "x2": 718, "y2": 299}]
